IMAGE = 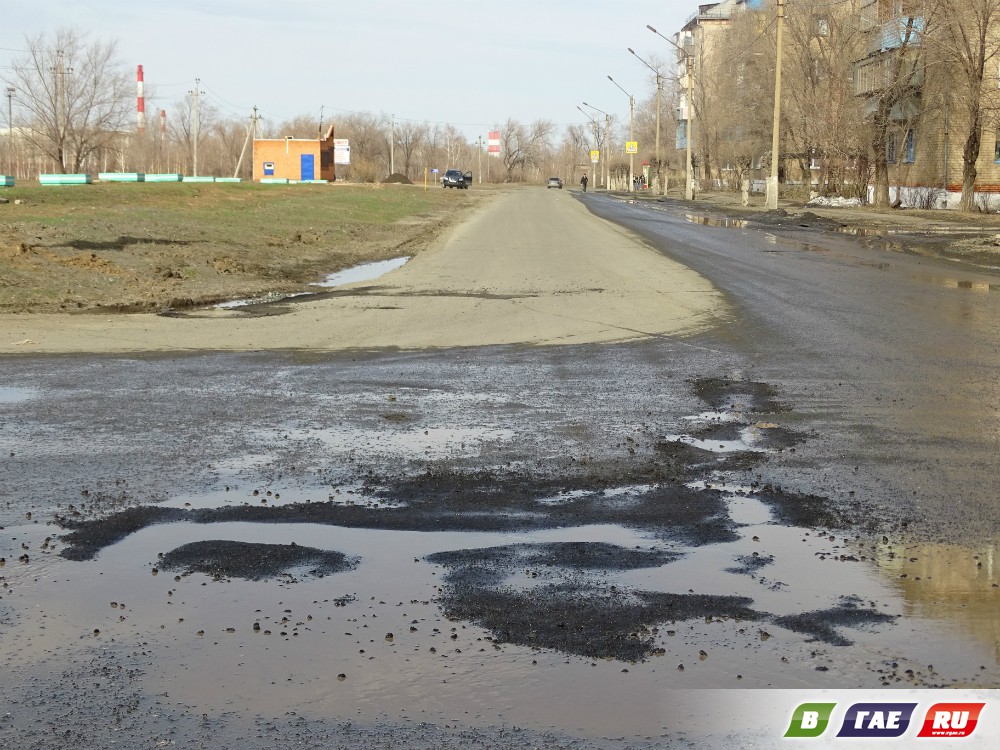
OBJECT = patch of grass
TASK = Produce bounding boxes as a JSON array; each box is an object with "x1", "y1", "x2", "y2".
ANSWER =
[{"x1": 0, "y1": 182, "x2": 484, "y2": 312}]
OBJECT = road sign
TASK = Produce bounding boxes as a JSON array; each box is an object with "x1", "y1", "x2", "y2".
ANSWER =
[
  {"x1": 590, "y1": 150, "x2": 600, "y2": 163},
  {"x1": 626, "y1": 141, "x2": 638, "y2": 154}
]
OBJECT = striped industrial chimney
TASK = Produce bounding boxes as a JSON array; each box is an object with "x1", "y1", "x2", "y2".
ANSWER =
[{"x1": 137, "y1": 65, "x2": 146, "y2": 132}]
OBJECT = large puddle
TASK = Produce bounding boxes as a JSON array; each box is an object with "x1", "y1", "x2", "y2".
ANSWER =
[
  {"x1": 2, "y1": 375, "x2": 997, "y2": 741},
  {"x1": 2, "y1": 480, "x2": 997, "y2": 739}
]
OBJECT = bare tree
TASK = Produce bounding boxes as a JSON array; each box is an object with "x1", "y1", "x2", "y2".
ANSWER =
[
  {"x1": 936, "y1": 0, "x2": 1000, "y2": 210},
  {"x1": 338, "y1": 112, "x2": 387, "y2": 181},
  {"x1": 856, "y1": 3, "x2": 936, "y2": 207},
  {"x1": 781, "y1": 0, "x2": 867, "y2": 196},
  {"x1": 6, "y1": 28, "x2": 132, "y2": 172},
  {"x1": 394, "y1": 120, "x2": 429, "y2": 177},
  {"x1": 499, "y1": 118, "x2": 554, "y2": 182},
  {"x1": 168, "y1": 91, "x2": 218, "y2": 175}
]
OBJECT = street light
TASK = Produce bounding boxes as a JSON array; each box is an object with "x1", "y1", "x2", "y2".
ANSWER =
[
  {"x1": 576, "y1": 105, "x2": 601, "y2": 184},
  {"x1": 648, "y1": 24, "x2": 694, "y2": 201},
  {"x1": 607, "y1": 75, "x2": 635, "y2": 191},
  {"x1": 582, "y1": 101, "x2": 612, "y2": 189},
  {"x1": 628, "y1": 47, "x2": 662, "y2": 193}
]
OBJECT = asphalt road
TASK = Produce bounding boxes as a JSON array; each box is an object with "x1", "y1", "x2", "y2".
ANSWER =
[
  {"x1": 583, "y1": 192, "x2": 1000, "y2": 542},
  {"x1": 1, "y1": 189, "x2": 998, "y2": 749}
]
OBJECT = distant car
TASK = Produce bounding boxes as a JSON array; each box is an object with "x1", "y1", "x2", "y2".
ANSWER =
[
  {"x1": 442, "y1": 169, "x2": 471, "y2": 189},
  {"x1": 546, "y1": 177, "x2": 563, "y2": 189}
]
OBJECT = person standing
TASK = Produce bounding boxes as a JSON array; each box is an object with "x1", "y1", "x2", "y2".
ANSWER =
[{"x1": 580, "y1": 174, "x2": 588, "y2": 192}]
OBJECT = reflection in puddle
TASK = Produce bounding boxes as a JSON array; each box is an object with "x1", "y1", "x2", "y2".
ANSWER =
[
  {"x1": 0, "y1": 386, "x2": 38, "y2": 403},
  {"x1": 2, "y1": 487, "x2": 998, "y2": 738},
  {"x1": 213, "y1": 257, "x2": 411, "y2": 309},
  {"x1": 311, "y1": 256, "x2": 410, "y2": 287},
  {"x1": 663, "y1": 424, "x2": 771, "y2": 453},
  {"x1": 684, "y1": 214, "x2": 749, "y2": 228},
  {"x1": 917, "y1": 276, "x2": 998, "y2": 293},
  {"x1": 874, "y1": 535, "x2": 1000, "y2": 663}
]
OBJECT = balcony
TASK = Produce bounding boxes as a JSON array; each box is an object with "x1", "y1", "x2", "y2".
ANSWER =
[{"x1": 866, "y1": 16, "x2": 925, "y2": 55}]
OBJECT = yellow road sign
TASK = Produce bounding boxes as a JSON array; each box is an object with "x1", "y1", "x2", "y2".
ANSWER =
[
  {"x1": 626, "y1": 141, "x2": 638, "y2": 154},
  {"x1": 590, "y1": 150, "x2": 600, "y2": 163}
]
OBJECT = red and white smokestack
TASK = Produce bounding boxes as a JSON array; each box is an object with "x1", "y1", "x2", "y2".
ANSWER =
[{"x1": 136, "y1": 64, "x2": 146, "y2": 132}]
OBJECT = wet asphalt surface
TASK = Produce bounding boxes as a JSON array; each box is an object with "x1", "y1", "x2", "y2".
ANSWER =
[{"x1": 1, "y1": 194, "x2": 999, "y2": 748}]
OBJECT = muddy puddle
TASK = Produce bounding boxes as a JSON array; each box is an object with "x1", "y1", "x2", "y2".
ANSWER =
[
  {"x1": 3, "y1": 494, "x2": 998, "y2": 738},
  {"x1": 2, "y1": 374, "x2": 998, "y2": 743},
  {"x1": 311, "y1": 256, "x2": 410, "y2": 287},
  {"x1": 211, "y1": 256, "x2": 411, "y2": 310},
  {"x1": 0, "y1": 378, "x2": 1000, "y2": 740}
]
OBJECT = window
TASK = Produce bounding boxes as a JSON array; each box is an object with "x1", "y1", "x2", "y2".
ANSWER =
[
  {"x1": 886, "y1": 132, "x2": 897, "y2": 164},
  {"x1": 994, "y1": 130, "x2": 1000, "y2": 162},
  {"x1": 903, "y1": 128, "x2": 915, "y2": 163}
]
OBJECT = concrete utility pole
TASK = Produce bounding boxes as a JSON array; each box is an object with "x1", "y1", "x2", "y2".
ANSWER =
[
  {"x1": 582, "y1": 101, "x2": 612, "y2": 188},
  {"x1": 390, "y1": 115, "x2": 395, "y2": 176},
  {"x1": 319, "y1": 105, "x2": 325, "y2": 137},
  {"x1": 607, "y1": 76, "x2": 634, "y2": 191},
  {"x1": 766, "y1": 0, "x2": 785, "y2": 210},
  {"x1": 648, "y1": 25, "x2": 694, "y2": 200},
  {"x1": 189, "y1": 79, "x2": 205, "y2": 176},
  {"x1": 577, "y1": 105, "x2": 601, "y2": 185},
  {"x1": 628, "y1": 48, "x2": 662, "y2": 192},
  {"x1": 477, "y1": 135, "x2": 483, "y2": 183},
  {"x1": 6, "y1": 86, "x2": 13, "y2": 176},
  {"x1": 50, "y1": 50, "x2": 73, "y2": 170},
  {"x1": 234, "y1": 106, "x2": 260, "y2": 179}
]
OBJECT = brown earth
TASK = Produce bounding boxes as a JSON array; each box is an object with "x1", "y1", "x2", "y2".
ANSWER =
[{"x1": 0, "y1": 182, "x2": 490, "y2": 314}]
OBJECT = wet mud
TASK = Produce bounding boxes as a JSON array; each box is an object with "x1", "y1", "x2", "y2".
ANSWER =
[{"x1": 159, "y1": 540, "x2": 357, "y2": 581}]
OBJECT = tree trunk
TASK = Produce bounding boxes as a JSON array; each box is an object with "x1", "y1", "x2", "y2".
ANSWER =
[
  {"x1": 871, "y1": 109, "x2": 891, "y2": 207},
  {"x1": 959, "y1": 109, "x2": 982, "y2": 212}
]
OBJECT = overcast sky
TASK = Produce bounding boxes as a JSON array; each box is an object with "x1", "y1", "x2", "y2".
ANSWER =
[{"x1": 0, "y1": 0, "x2": 696, "y2": 140}]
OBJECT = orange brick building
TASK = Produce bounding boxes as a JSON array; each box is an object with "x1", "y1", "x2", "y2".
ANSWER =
[{"x1": 253, "y1": 125, "x2": 336, "y2": 182}]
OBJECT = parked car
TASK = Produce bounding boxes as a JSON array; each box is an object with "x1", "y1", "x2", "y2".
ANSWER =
[
  {"x1": 442, "y1": 169, "x2": 471, "y2": 189},
  {"x1": 546, "y1": 177, "x2": 563, "y2": 189}
]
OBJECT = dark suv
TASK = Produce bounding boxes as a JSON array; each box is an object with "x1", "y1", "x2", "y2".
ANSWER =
[{"x1": 442, "y1": 169, "x2": 471, "y2": 189}]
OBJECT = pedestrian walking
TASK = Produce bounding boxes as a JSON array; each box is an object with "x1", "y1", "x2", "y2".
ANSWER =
[{"x1": 580, "y1": 174, "x2": 588, "y2": 192}]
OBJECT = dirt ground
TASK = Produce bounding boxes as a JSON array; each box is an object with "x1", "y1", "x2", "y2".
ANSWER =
[{"x1": 0, "y1": 182, "x2": 489, "y2": 314}]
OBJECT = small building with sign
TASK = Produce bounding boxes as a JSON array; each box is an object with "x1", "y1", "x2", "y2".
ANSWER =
[{"x1": 253, "y1": 125, "x2": 336, "y2": 182}]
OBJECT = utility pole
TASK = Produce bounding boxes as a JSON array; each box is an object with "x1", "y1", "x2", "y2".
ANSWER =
[
  {"x1": 189, "y1": 78, "x2": 204, "y2": 176},
  {"x1": 50, "y1": 50, "x2": 73, "y2": 170},
  {"x1": 390, "y1": 114, "x2": 395, "y2": 176},
  {"x1": 766, "y1": 0, "x2": 785, "y2": 210},
  {"x1": 234, "y1": 106, "x2": 260, "y2": 179},
  {"x1": 607, "y1": 76, "x2": 635, "y2": 191},
  {"x1": 319, "y1": 105, "x2": 324, "y2": 138},
  {"x1": 477, "y1": 135, "x2": 483, "y2": 183},
  {"x1": 647, "y1": 25, "x2": 695, "y2": 200},
  {"x1": 6, "y1": 86, "x2": 13, "y2": 176},
  {"x1": 685, "y1": 54, "x2": 694, "y2": 200},
  {"x1": 628, "y1": 48, "x2": 662, "y2": 192}
]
